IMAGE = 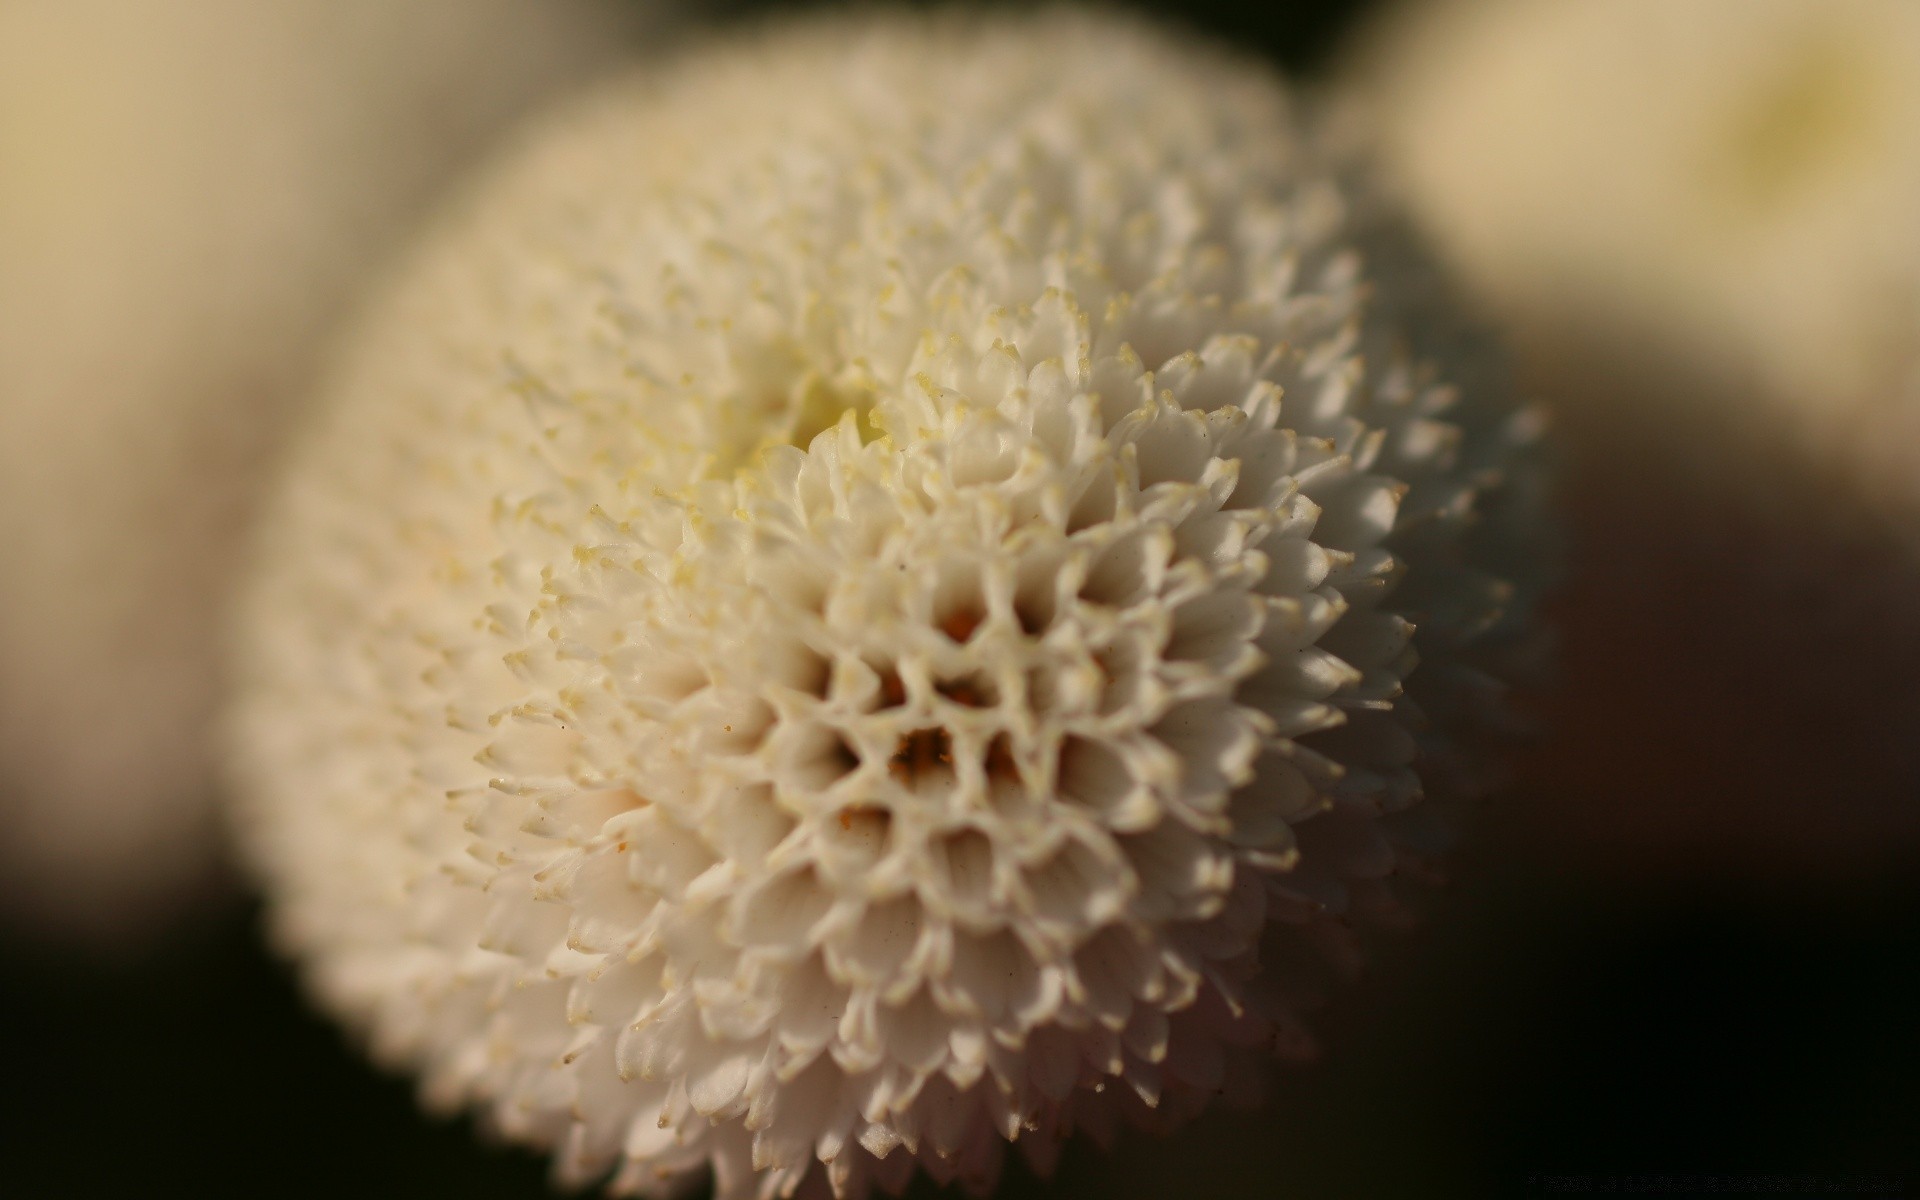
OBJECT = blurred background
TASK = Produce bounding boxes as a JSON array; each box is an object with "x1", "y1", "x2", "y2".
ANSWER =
[{"x1": 1, "y1": 0, "x2": 1915, "y2": 1196}]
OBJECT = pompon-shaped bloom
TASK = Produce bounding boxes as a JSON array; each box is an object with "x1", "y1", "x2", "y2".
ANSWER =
[
  {"x1": 228, "y1": 11, "x2": 1548, "y2": 1199},
  {"x1": 1346, "y1": 0, "x2": 1920, "y2": 433},
  {"x1": 0, "y1": 0, "x2": 657, "y2": 939}
]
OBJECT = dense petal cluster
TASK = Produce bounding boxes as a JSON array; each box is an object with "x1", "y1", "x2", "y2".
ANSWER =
[
  {"x1": 229, "y1": 12, "x2": 1546, "y2": 1199},
  {"x1": 1348, "y1": 0, "x2": 1920, "y2": 421},
  {"x1": 0, "y1": 0, "x2": 646, "y2": 937}
]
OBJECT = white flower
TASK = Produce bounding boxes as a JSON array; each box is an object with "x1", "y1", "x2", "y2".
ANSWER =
[
  {"x1": 228, "y1": 11, "x2": 1547, "y2": 1198},
  {"x1": 0, "y1": 0, "x2": 652, "y2": 938},
  {"x1": 1349, "y1": 0, "x2": 1920, "y2": 428},
  {"x1": 1347, "y1": 0, "x2": 1920, "y2": 881}
]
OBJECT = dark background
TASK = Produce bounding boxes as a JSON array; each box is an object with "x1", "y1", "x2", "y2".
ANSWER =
[{"x1": 4, "y1": 2, "x2": 1915, "y2": 1197}]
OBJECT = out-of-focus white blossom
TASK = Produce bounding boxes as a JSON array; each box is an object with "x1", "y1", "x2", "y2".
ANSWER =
[
  {"x1": 228, "y1": 11, "x2": 1548, "y2": 1198},
  {"x1": 0, "y1": 0, "x2": 651, "y2": 938},
  {"x1": 1350, "y1": 0, "x2": 1920, "y2": 443},
  {"x1": 1349, "y1": 0, "x2": 1920, "y2": 884}
]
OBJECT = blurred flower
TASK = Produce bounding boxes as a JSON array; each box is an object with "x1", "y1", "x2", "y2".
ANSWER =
[
  {"x1": 0, "y1": 0, "x2": 656, "y2": 941},
  {"x1": 227, "y1": 11, "x2": 1549, "y2": 1196},
  {"x1": 1346, "y1": 0, "x2": 1920, "y2": 885},
  {"x1": 1349, "y1": 0, "x2": 1920, "y2": 458}
]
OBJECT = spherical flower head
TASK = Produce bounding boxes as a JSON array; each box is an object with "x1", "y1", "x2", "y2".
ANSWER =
[
  {"x1": 227, "y1": 11, "x2": 1548, "y2": 1198},
  {"x1": 1348, "y1": 0, "x2": 1920, "y2": 431},
  {"x1": 0, "y1": 0, "x2": 648, "y2": 939}
]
